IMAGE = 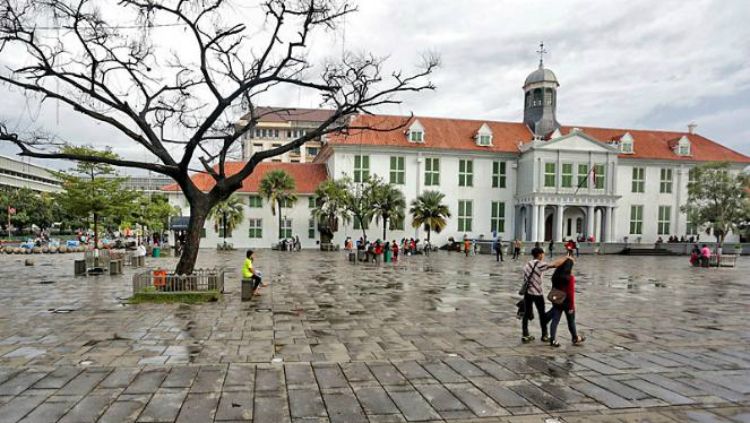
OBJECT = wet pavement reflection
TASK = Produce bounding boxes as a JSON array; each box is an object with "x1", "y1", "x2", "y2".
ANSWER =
[{"x1": 0, "y1": 250, "x2": 747, "y2": 422}]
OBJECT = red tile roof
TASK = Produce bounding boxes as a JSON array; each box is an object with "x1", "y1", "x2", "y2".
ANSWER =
[
  {"x1": 558, "y1": 126, "x2": 750, "y2": 163},
  {"x1": 161, "y1": 162, "x2": 328, "y2": 194},
  {"x1": 326, "y1": 114, "x2": 531, "y2": 153},
  {"x1": 326, "y1": 114, "x2": 750, "y2": 163},
  {"x1": 241, "y1": 107, "x2": 336, "y2": 124}
]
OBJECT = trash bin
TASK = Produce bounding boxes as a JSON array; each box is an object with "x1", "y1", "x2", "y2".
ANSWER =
[
  {"x1": 241, "y1": 278, "x2": 253, "y2": 301},
  {"x1": 74, "y1": 259, "x2": 87, "y2": 276},
  {"x1": 152, "y1": 247, "x2": 160, "y2": 258}
]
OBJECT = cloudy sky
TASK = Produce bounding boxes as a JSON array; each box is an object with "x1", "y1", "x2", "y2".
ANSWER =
[{"x1": 1, "y1": 0, "x2": 749, "y2": 171}]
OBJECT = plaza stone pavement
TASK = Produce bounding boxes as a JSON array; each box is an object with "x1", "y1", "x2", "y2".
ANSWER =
[{"x1": 0, "y1": 251, "x2": 747, "y2": 423}]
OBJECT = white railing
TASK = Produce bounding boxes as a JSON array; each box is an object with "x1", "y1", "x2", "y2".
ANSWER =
[{"x1": 132, "y1": 267, "x2": 226, "y2": 294}]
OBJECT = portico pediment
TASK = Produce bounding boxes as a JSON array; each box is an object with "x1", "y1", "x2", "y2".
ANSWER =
[{"x1": 534, "y1": 130, "x2": 619, "y2": 153}]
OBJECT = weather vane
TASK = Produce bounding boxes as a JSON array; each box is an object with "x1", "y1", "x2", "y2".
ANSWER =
[{"x1": 537, "y1": 42, "x2": 548, "y2": 67}]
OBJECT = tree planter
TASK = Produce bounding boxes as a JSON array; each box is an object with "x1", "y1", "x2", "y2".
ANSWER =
[
  {"x1": 217, "y1": 243, "x2": 235, "y2": 251},
  {"x1": 132, "y1": 267, "x2": 226, "y2": 295}
]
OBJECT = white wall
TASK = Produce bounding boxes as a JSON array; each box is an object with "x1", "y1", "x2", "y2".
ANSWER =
[
  {"x1": 167, "y1": 192, "x2": 320, "y2": 249},
  {"x1": 328, "y1": 146, "x2": 517, "y2": 246}
]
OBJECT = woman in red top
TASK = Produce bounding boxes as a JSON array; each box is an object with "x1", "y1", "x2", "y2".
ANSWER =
[{"x1": 547, "y1": 258, "x2": 586, "y2": 347}]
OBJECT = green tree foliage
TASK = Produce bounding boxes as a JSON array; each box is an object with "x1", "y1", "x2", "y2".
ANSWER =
[
  {"x1": 370, "y1": 178, "x2": 406, "y2": 240},
  {"x1": 410, "y1": 190, "x2": 451, "y2": 243},
  {"x1": 312, "y1": 179, "x2": 351, "y2": 243},
  {"x1": 682, "y1": 162, "x2": 750, "y2": 244},
  {"x1": 342, "y1": 176, "x2": 375, "y2": 240},
  {"x1": 259, "y1": 170, "x2": 297, "y2": 240},
  {"x1": 55, "y1": 146, "x2": 138, "y2": 245},
  {"x1": 207, "y1": 195, "x2": 244, "y2": 245},
  {"x1": 0, "y1": 187, "x2": 69, "y2": 235},
  {"x1": 130, "y1": 194, "x2": 179, "y2": 233}
]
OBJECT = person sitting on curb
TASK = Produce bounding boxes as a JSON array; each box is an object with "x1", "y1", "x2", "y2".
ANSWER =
[{"x1": 242, "y1": 250, "x2": 264, "y2": 296}]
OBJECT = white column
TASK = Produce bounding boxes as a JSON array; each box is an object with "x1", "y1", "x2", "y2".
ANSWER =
[
  {"x1": 603, "y1": 207, "x2": 612, "y2": 243},
  {"x1": 530, "y1": 204, "x2": 538, "y2": 242},
  {"x1": 555, "y1": 205, "x2": 564, "y2": 242},
  {"x1": 609, "y1": 207, "x2": 618, "y2": 242},
  {"x1": 587, "y1": 205, "x2": 595, "y2": 240},
  {"x1": 537, "y1": 205, "x2": 546, "y2": 242}
]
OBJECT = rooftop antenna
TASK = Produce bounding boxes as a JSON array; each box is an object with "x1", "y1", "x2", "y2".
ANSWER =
[{"x1": 536, "y1": 41, "x2": 547, "y2": 68}]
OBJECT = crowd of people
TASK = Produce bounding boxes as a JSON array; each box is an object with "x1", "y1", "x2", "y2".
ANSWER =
[{"x1": 343, "y1": 236, "x2": 433, "y2": 264}]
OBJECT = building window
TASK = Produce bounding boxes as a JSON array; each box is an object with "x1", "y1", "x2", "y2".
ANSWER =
[
  {"x1": 678, "y1": 144, "x2": 690, "y2": 156},
  {"x1": 279, "y1": 198, "x2": 294, "y2": 208},
  {"x1": 307, "y1": 147, "x2": 319, "y2": 156},
  {"x1": 458, "y1": 200, "x2": 472, "y2": 232},
  {"x1": 354, "y1": 155, "x2": 370, "y2": 183},
  {"x1": 577, "y1": 164, "x2": 588, "y2": 188},
  {"x1": 390, "y1": 216, "x2": 404, "y2": 230},
  {"x1": 621, "y1": 140, "x2": 633, "y2": 154},
  {"x1": 281, "y1": 218, "x2": 293, "y2": 239},
  {"x1": 308, "y1": 197, "x2": 316, "y2": 208},
  {"x1": 477, "y1": 134, "x2": 491, "y2": 146},
  {"x1": 492, "y1": 161, "x2": 506, "y2": 188},
  {"x1": 248, "y1": 195, "x2": 263, "y2": 208},
  {"x1": 561, "y1": 163, "x2": 573, "y2": 188},
  {"x1": 629, "y1": 205, "x2": 643, "y2": 235},
  {"x1": 593, "y1": 164, "x2": 606, "y2": 189},
  {"x1": 248, "y1": 218, "x2": 262, "y2": 238},
  {"x1": 218, "y1": 227, "x2": 233, "y2": 238},
  {"x1": 458, "y1": 159, "x2": 473, "y2": 187},
  {"x1": 490, "y1": 201, "x2": 505, "y2": 233},
  {"x1": 686, "y1": 218, "x2": 698, "y2": 235},
  {"x1": 658, "y1": 206, "x2": 671, "y2": 235},
  {"x1": 389, "y1": 156, "x2": 405, "y2": 185},
  {"x1": 688, "y1": 168, "x2": 697, "y2": 184},
  {"x1": 425, "y1": 158, "x2": 440, "y2": 186},
  {"x1": 410, "y1": 130, "x2": 423, "y2": 142},
  {"x1": 631, "y1": 167, "x2": 645, "y2": 193},
  {"x1": 544, "y1": 163, "x2": 556, "y2": 187},
  {"x1": 308, "y1": 219, "x2": 316, "y2": 239},
  {"x1": 660, "y1": 168, "x2": 673, "y2": 193}
]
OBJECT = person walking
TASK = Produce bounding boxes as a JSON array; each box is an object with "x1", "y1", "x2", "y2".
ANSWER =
[
  {"x1": 547, "y1": 258, "x2": 586, "y2": 347},
  {"x1": 700, "y1": 244, "x2": 711, "y2": 267},
  {"x1": 513, "y1": 239, "x2": 521, "y2": 260},
  {"x1": 520, "y1": 247, "x2": 568, "y2": 343},
  {"x1": 391, "y1": 240, "x2": 399, "y2": 262},
  {"x1": 548, "y1": 239, "x2": 555, "y2": 257},
  {"x1": 463, "y1": 236, "x2": 471, "y2": 257}
]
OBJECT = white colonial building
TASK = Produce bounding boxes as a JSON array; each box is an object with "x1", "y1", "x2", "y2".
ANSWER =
[{"x1": 162, "y1": 61, "x2": 750, "y2": 249}]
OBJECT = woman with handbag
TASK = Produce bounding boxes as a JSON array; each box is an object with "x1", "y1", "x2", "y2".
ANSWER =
[{"x1": 547, "y1": 258, "x2": 586, "y2": 348}]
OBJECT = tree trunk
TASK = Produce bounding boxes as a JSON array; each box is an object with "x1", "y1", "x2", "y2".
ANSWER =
[
  {"x1": 175, "y1": 203, "x2": 209, "y2": 275},
  {"x1": 277, "y1": 201, "x2": 282, "y2": 240},
  {"x1": 93, "y1": 212, "x2": 99, "y2": 247},
  {"x1": 382, "y1": 217, "x2": 388, "y2": 240},
  {"x1": 359, "y1": 216, "x2": 367, "y2": 240},
  {"x1": 427, "y1": 227, "x2": 431, "y2": 243}
]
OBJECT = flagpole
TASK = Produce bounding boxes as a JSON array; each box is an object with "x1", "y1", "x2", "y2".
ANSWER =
[{"x1": 574, "y1": 166, "x2": 595, "y2": 195}]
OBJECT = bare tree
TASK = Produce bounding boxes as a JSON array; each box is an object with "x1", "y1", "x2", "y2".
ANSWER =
[{"x1": 0, "y1": 0, "x2": 437, "y2": 274}]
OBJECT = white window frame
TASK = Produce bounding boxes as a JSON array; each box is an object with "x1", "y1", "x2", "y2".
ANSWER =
[
  {"x1": 629, "y1": 205, "x2": 643, "y2": 235},
  {"x1": 631, "y1": 167, "x2": 645, "y2": 193},
  {"x1": 458, "y1": 159, "x2": 473, "y2": 187},
  {"x1": 425, "y1": 157, "x2": 440, "y2": 186},
  {"x1": 458, "y1": 200, "x2": 473, "y2": 232},
  {"x1": 491, "y1": 201, "x2": 505, "y2": 233},
  {"x1": 660, "y1": 168, "x2": 673, "y2": 193},
  {"x1": 248, "y1": 218, "x2": 262, "y2": 238},
  {"x1": 657, "y1": 206, "x2": 671, "y2": 235}
]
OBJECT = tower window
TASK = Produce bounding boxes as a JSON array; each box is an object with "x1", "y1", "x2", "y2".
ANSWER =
[
  {"x1": 544, "y1": 88, "x2": 553, "y2": 106},
  {"x1": 533, "y1": 88, "x2": 543, "y2": 106}
]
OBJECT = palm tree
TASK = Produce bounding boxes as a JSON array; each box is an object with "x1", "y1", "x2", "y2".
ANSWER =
[
  {"x1": 312, "y1": 179, "x2": 351, "y2": 244},
  {"x1": 371, "y1": 180, "x2": 406, "y2": 240},
  {"x1": 208, "y1": 195, "x2": 244, "y2": 247},
  {"x1": 259, "y1": 170, "x2": 297, "y2": 240},
  {"x1": 410, "y1": 190, "x2": 451, "y2": 243}
]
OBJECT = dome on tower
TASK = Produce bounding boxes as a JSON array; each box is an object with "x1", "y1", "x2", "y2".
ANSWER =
[{"x1": 524, "y1": 66, "x2": 559, "y2": 86}]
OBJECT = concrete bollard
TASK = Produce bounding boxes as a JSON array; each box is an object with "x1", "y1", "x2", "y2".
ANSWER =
[{"x1": 24, "y1": 258, "x2": 34, "y2": 266}]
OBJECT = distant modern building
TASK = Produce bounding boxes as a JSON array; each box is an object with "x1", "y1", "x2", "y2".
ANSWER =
[
  {"x1": 0, "y1": 155, "x2": 61, "y2": 193},
  {"x1": 164, "y1": 57, "x2": 750, "y2": 249},
  {"x1": 237, "y1": 107, "x2": 337, "y2": 163},
  {"x1": 104, "y1": 175, "x2": 175, "y2": 193}
]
